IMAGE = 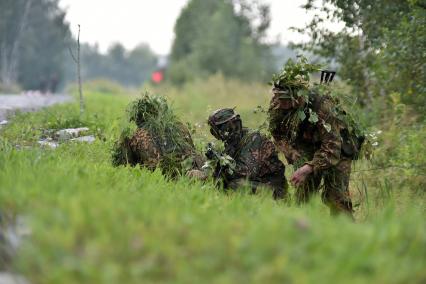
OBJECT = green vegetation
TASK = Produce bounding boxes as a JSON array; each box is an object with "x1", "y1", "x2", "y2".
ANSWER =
[
  {"x1": 80, "y1": 43, "x2": 159, "y2": 87},
  {"x1": 169, "y1": 0, "x2": 274, "y2": 84},
  {"x1": 1, "y1": 0, "x2": 424, "y2": 282},
  {"x1": 1, "y1": 76, "x2": 425, "y2": 283},
  {"x1": 0, "y1": 0, "x2": 71, "y2": 91},
  {"x1": 295, "y1": 0, "x2": 426, "y2": 109},
  {"x1": 270, "y1": 56, "x2": 321, "y2": 92},
  {"x1": 0, "y1": 1, "x2": 160, "y2": 92}
]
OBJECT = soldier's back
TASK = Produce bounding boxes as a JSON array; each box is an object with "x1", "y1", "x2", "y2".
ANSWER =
[{"x1": 129, "y1": 128, "x2": 161, "y2": 170}]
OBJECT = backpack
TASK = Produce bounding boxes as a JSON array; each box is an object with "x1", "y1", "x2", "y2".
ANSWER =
[{"x1": 309, "y1": 92, "x2": 365, "y2": 160}]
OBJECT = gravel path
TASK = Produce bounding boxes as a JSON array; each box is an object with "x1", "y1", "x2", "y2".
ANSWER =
[{"x1": 0, "y1": 93, "x2": 72, "y2": 121}]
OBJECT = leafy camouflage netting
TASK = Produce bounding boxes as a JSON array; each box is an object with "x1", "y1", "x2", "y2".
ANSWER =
[
  {"x1": 112, "y1": 93, "x2": 203, "y2": 177},
  {"x1": 270, "y1": 55, "x2": 321, "y2": 98},
  {"x1": 268, "y1": 56, "x2": 371, "y2": 160}
]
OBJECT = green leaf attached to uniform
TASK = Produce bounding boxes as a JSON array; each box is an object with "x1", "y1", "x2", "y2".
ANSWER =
[
  {"x1": 323, "y1": 123, "x2": 332, "y2": 132},
  {"x1": 297, "y1": 110, "x2": 306, "y2": 121},
  {"x1": 308, "y1": 109, "x2": 319, "y2": 124},
  {"x1": 219, "y1": 154, "x2": 236, "y2": 175},
  {"x1": 297, "y1": 89, "x2": 309, "y2": 100}
]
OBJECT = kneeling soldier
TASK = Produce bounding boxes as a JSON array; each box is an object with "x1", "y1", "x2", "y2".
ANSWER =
[{"x1": 205, "y1": 108, "x2": 288, "y2": 199}]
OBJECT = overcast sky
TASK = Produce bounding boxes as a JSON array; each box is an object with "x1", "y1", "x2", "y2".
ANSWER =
[{"x1": 59, "y1": 0, "x2": 328, "y2": 55}]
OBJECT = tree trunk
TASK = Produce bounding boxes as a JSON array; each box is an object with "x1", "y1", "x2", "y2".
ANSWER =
[{"x1": 0, "y1": 0, "x2": 32, "y2": 88}]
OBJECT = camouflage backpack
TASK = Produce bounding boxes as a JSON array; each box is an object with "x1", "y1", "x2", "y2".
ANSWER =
[{"x1": 309, "y1": 91, "x2": 365, "y2": 160}]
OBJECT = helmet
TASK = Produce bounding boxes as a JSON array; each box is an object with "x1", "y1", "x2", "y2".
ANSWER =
[
  {"x1": 208, "y1": 108, "x2": 241, "y2": 141},
  {"x1": 271, "y1": 86, "x2": 294, "y2": 100},
  {"x1": 208, "y1": 108, "x2": 239, "y2": 126},
  {"x1": 270, "y1": 87, "x2": 306, "y2": 111}
]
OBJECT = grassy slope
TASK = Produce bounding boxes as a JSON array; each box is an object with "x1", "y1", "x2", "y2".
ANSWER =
[{"x1": 0, "y1": 79, "x2": 425, "y2": 283}]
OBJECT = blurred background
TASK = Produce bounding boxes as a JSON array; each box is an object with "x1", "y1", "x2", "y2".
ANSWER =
[
  {"x1": 0, "y1": 1, "x2": 425, "y2": 282},
  {"x1": 1, "y1": 0, "x2": 424, "y2": 110},
  {"x1": 0, "y1": 0, "x2": 324, "y2": 93}
]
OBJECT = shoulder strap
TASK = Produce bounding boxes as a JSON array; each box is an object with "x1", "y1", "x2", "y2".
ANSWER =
[{"x1": 308, "y1": 91, "x2": 326, "y2": 111}]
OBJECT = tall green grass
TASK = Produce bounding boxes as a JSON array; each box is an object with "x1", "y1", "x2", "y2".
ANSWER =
[{"x1": 0, "y1": 77, "x2": 425, "y2": 283}]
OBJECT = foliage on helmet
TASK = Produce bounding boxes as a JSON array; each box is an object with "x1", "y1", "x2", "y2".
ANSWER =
[
  {"x1": 113, "y1": 92, "x2": 200, "y2": 176},
  {"x1": 269, "y1": 55, "x2": 321, "y2": 99},
  {"x1": 268, "y1": 58, "x2": 370, "y2": 160},
  {"x1": 127, "y1": 93, "x2": 169, "y2": 128}
]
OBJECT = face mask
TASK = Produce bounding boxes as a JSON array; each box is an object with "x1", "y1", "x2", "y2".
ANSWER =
[{"x1": 217, "y1": 119, "x2": 242, "y2": 142}]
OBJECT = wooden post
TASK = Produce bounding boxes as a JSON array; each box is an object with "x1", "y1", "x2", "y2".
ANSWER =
[{"x1": 69, "y1": 24, "x2": 84, "y2": 115}]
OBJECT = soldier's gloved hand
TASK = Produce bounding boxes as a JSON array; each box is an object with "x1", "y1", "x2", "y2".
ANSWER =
[
  {"x1": 205, "y1": 148, "x2": 215, "y2": 160},
  {"x1": 186, "y1": 169, "x2": 209, "y2": 181},
  {"x1": 291, "y1": 164, "x2": 313, "y2": 187}
]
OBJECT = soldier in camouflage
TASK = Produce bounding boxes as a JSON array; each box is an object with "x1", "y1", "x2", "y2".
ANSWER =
[
  {"x1": 112, "y1": 95, "x2": 204, "y2": 176},
  {"x1": 268, "y1": 86, "x2": 354, "y2": 217},
  {"x1": 125, "y1": 123, "x2": 204, "y2": 173},
  {"x1": 206, "y1": 108, "x2": 288, "y2": 200}
]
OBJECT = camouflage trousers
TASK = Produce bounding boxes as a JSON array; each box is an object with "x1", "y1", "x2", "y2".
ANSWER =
[{"x1": 295, "y1": 158, "x2": 353, "y2": 217}]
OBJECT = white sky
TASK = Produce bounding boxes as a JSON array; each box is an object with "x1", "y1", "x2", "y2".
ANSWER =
[{"x1": 59, "y1": 0, "x2": 331, "y2": 55}]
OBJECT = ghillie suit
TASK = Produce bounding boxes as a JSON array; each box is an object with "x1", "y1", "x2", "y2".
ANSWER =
[
  {"x1": 206, "y1": 108, "x2": 288, "y2": 200},
  {"x1": 112, "y1": 94, "x2": 204, "y2": 177},
  {"x1": 268, "y1": 56, "x2": 367, "y2": 216}
]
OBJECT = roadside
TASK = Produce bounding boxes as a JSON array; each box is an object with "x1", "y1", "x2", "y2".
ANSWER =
[
  {"x1": 0, "y1": 92, "x2": 71, "y2": 284},
  {"x1": 0, "y1": 92, "x2": 72, "y2": 122}
]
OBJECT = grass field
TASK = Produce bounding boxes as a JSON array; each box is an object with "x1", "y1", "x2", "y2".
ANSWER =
[{"x1": 0, "y1": 77, "x2": 425, "y2": 283}]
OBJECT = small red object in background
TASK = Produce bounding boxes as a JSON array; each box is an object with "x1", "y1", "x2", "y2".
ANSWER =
[{"x1": 151, "y1": 71, "x2": 164, "y2": 84}]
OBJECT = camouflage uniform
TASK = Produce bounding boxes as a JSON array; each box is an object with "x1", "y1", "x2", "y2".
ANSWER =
[
  {"x1": 113, "y1": 94, "x2": 204, "y2": 176},
  {"x1": 115, "y1": 123, "x2": 204, "y2": 176},
  {"x1": 269, "y1": 91, "x2": 354, "y2": 215},
  {"x1": 208, "y1": 108, "x2": 288, "y2": 199}
]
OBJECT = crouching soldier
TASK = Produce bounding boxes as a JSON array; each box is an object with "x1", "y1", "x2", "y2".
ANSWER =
[
  {"x1": 268, "y1": 60, "x2": 361, "y2": 217},
  {"x1": 112, "y1": 94, "x2": 204, "y2": 177},
  {"x1": 189, "y1": 108, "x2": 288, "y2": 200},
  {"x1": 269, "y1": 88, "x2": 354, "y2": 217}
]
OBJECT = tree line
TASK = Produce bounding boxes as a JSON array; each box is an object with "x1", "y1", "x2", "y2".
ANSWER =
[
  {"x1": 294, "y1": 0, "x2": 426, "y2": 110},
  {"x1": 0, "y1": 0, "x2": 70, "y2": 92},
  {"x1": 1, "y1": 0, "x2": 298, "y2": 93},
  {"x1": 3, "y1": 0, "x2": 422, "y2": 113},
  {"x1": 0, "y1": 0, "x2": 159, "y2": 92}
]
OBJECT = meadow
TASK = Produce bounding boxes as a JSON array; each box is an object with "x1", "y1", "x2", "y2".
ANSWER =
[{"x1": 0, "y1": 76, "x2": 425, "y2": 283}]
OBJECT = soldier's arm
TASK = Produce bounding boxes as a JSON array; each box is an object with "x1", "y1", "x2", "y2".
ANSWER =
[
  {"x1": 268, "y1": 100, "x2": 301, "y2": 164},
  {"x1": 248, "y1": 134, "x2": 282, "y2": 178},
  {"x1": 274, "y1": 139, "x2": 301, "y2": 165},
  {"x1": 305, "y1": 98, "x2": 342, "y2": 173}
]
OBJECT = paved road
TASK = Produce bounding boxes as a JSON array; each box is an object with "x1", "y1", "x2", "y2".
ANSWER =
[
  {"x1": 0, "y1": 93, "x2": 72, "y2": 121},
  {"x1": 0, "y1": 273, "x2": 28, "y2": 284}
]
